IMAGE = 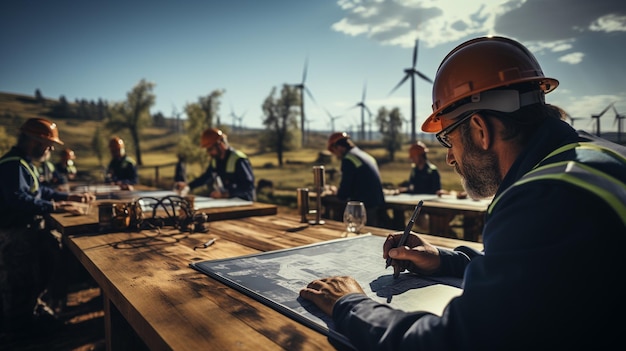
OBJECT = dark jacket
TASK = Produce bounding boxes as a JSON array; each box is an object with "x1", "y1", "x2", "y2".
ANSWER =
[
  {"x1": 407, "y1": 161, "x2": 441, "y2": 194},
  {"x1": 105, "y1": 155, "x2": 138, "y2": 185},
  {"x1": 188, "y1": 147, "x2": 255, "y2": 201},
  {"x1": 331, "y1": 117, "x2": 626, "y2": 350},
  {"x1": 0, "y1": 147, "x2": 69, "y2": 228},
  {"x1": 337, "y1": 147, "x2": 385, "y2": 210}
]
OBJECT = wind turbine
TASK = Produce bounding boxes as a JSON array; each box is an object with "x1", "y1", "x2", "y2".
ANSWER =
[
  {"x1": 353, "y1": 83, "x2": 372, "y2": 141},
  {"x1": 324, "y1": 107, "x2": 343, "y2": 133},
  {"x1": 389, "y1": 39, "x2": 433, "y2": 144},
  {"x1": 291, "y1": 58, "x2": 318, "y2": 145},
  {"x1": 229, "y1": 104, "x2": 247, "y2": 133},
  {"x1": 613, "y1": 105, "x2": 625, "y2": 142},
  {"x1": 591, "y1": 102, "x2": 615, "y2": 137},
  {"x1": 172, "y1": 104, "x2": 182, "y2": 133},
  {"x1": 565, "y1": 113, "x2": 585, "y2": 127}
]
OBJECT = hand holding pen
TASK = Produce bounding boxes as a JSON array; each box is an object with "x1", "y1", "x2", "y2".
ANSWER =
[{"x1": 385, "y1": 200, "x2": 423, "y2": 279}]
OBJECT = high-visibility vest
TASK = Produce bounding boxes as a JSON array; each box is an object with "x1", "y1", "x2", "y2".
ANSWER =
[
  {"x1": 488, "y1": 142, "x2": 626, "y2": 225},
  {"x1": 0, "y1": 156, "x2": 40, "y2": 193},
  {"x1": 210, "y1": 150, "x2": 248, "y2": 173}
]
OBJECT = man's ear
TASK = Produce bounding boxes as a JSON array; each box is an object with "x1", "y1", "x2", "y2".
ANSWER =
[{"x1": 470, "y1": 113, "x2": 492, "y2": 150}]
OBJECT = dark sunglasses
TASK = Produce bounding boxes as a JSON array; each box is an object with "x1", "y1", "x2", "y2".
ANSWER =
[{"x1": 435, "y1": 111, "x2": 476, "y2": 148}]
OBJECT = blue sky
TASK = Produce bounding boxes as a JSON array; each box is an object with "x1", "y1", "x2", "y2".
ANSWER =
[{"x1": 1, "y1": 0, "x2": 625, "y2": 138}]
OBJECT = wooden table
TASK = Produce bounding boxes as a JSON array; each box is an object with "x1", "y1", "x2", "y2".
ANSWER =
[
  {"x1": 320, "y1": 194, "x2": 490, "y2": 242},
  {"x1": 57, "y1": 210, "x2": 482, "y2": 351},
  {"x1": 48, "y1": 200, "x2": 277, "y2": 236},
  {"x1": 385, "y1": 194, "x2": 491, "y2": 241},
  {"x1": 385, "y1": 194, "x2": 491, "y2": 242}
]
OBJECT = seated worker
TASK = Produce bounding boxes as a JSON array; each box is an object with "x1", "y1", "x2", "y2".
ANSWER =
[
  {"x1": 55, "y1": 148, "x2": 78, "y2": 184},
  {"x1": 326, "y1": 132, "x2": 388, "y2": 227},
  {"x1": 0, "y1": 117, "x2": 95, "y2": 335},
  {"x1": 300, "y1": 36, "x2": 626, "y2": 350},
  {"x1": 105, "y1": 136, "x2": 138, "y2": 189},
  {"x1": 398, "y1": 141, "x2": 441, "y2": 194},
  {"x1": 175, "y1": 128, "x2": 255, "y2": 201},
  {"x1": 36, "y1": 152, "x2": 65, "y2": 190}
]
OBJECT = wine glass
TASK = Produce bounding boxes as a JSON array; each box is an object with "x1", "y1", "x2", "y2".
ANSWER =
[{"x1": 343, "y1": 201, "x2": 367, "y2": 234}]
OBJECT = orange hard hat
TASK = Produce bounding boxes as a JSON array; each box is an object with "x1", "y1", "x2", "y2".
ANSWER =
[
  {"x1": 62, "y1": 148, "x2": 76, "y2": 160},
  {"x1": 422, "y1": 36, "x2": 559, "y2": 133},
  {"x1": 109, "y1": 137, "x2": 124, "y2": 150},
  {"x1": 327, "y1": 132, "x2": 349, "y2": 151},
  {"x1": 200, "y1": 128, "x2": 225, "y2": 148},
  {"x1": 20, "y1": 118, "x2": 64, "y2": 145},
  {"x1": 409, "y1": 141, "x2": 429, "y2": 157}
]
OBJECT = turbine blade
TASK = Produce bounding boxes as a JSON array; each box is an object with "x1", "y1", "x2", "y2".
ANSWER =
[
  {"x1": 304, "y1": 86, "x2": 318, "y2": 105},
  {"x1": 362, "y1": 83, "x2": 367, "y2": 102},
  {"x1": 416, "y1": 71, "x2": 433, "y2": 84},
  {"x1": 302, "y1": 58, "x2": 309, "y2": 83},
  {"x1": 389, "y1": 74, "x2": 410, "y2": 95},
  {"x1": 598, "y1": 102, "x2": 616, "y2": 117},
  {"x1": 412, "y1": 39, "x2": 419, "y2": 68}
]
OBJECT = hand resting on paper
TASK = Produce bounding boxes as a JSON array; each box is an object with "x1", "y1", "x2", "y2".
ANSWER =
[
  {"x1": 301, "y1": 231, "x2": 443, "y2": 316},
  {"x1": 299, "y1": 276, "x2": 365, "y2": 316}
]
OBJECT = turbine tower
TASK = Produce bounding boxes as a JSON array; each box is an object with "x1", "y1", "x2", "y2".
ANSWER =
[
  {"x1": 389, "y1": 39, "x2": 433, "y2": 143},
  {"x1": 613, "y1": 105, "x2": 625, "y2": 143},
  {"x1": 353, "y1": 83, "x2": 372, "y2": 141},
  {"x1": 591, "y1": 102, "x2": 615, "y2": 137},
  {"x1": 291, "y1": 58, "x2": 317, "y2": 145}
]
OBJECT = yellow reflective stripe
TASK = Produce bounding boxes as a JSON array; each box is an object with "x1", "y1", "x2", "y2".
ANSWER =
[
  {"x1": 345, "y1": 154, "x2": 363, "y2": 168},
  {"x1": 0, "y1": 156, "x2": 40, "y2": 192},
  {"x1": 536, "y1": 142, "x2": 626, "y2": 169},
  {"x1": 489, "y1": 161, "x2": 626, "y2": 225},
  {"x1": 226, "y1": 150, "x2": 247, "y2": 173}
]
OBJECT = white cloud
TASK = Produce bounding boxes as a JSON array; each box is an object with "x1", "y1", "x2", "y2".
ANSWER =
[
  {"x1": 589, "y1": 14, "x2": 626, "y2": 32},
  {"x1": 558, "y1": 52, "x2": 584, "y2": 64}
]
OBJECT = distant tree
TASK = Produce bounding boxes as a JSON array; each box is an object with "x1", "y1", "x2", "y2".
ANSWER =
[
  {"x1": 106, "y1": 79, "x2": 156, "y2": 165},
  {"x1": 261, "y1": 84, "x2": 301, "y2": 167},
  {"x1": 152, "y1": 111, "x2": 165, "y2": 127},
  {"x1": 376, "y1": 106, "x2": 404, "y2": 161},
  {"x1": 35, "y1": 89, "x2": 44, "y2": 104},
  {"x1": 182, "y1": 90, "x2": 225, "y2": 169}
]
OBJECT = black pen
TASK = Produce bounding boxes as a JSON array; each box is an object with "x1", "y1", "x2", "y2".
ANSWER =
[
  {"x1": 194, "y1": 238, "x2": 216, "y2": 250},
  {"x1": 386, "y1": 200, "x2": 424, "y2": 278}
]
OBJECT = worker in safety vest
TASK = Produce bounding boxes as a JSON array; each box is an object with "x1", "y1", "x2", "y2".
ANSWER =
[
  {"x1": 326, "y1": 131, "x2": 388, "y2": 227},
  {"x1": 0, "y1": 118, "x2": 94, "y2": 335},
  {"x1": 105, "y1": 136, "x2": 138, "y2": 189},
  {"x1": 301, "y1": 36, "x2": 626, "y2": 350},
  {"x1": 56, "y1": 148, "x2": 78, "y2": 183},
  {"x1": 175, "y1": 128, "x2": 255, "y2": 201}
]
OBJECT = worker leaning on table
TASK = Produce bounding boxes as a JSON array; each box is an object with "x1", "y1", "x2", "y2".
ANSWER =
[
  {"x1": 300, "y1": 36, "x2": 626, "y2": 350},
  {"x1": 0, "y1": 118, "x2": 95, "y2": 334},
  {"x1": 175, "y1": 127, "x2": 255, "y2": 201}
]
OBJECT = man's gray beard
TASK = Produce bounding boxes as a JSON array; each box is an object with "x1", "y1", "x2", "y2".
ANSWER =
[{"x1": 455, "y1": 142, "x2": 501, "y2": 200}]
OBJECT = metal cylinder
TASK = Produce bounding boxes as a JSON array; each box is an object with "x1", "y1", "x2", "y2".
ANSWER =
[
  {"x1": 310, "y1": 166, "x2": 325, "y2": 225},
  {"x1": 297, "y1": 188, "x2": 309, "y2": 223},
  {"x1": 312, "y1": 165, "x2": 325, "y2": 188}
]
